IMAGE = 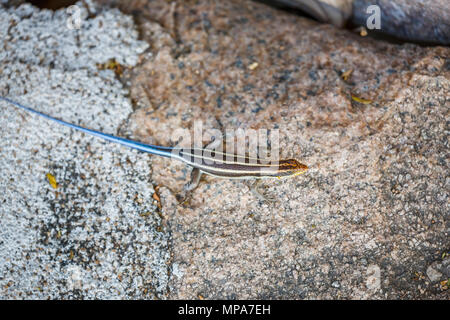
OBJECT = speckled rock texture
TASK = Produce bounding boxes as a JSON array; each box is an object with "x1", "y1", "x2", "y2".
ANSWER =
[
  {"x1": 0, "y1": 1, "x2": 170, "y2": 299},
  {"x1": 1, "y1": 0, "x2": 449, "y2": 299},
  {"x1": 116, "y1": 0, "x2": 449, "y2": 299}
]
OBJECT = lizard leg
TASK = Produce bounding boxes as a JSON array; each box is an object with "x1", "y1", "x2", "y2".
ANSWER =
[
  {"x1": 184, "y1": 167, "x2": 202, "y2": 192},
  {"x1": 247, "y1": 179, "x2": 276, "y2": 204},
  {"x1": 177, "y1": 168, "x2": 202, "y2": 205}
]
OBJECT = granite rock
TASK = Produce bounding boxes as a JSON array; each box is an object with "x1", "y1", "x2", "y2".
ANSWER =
[
  {"x1": 261, "y1": 0, "x2": 450, "y2": 44},
  {"x1": 0, "y1": 1, "x2": 170, "y2": 299},
  {"x1": 119, "y1": 0, "x2": 449, "y2": 299},
  {"x1": 0, "y1": 0, "x2": 448, "y2": 299}
]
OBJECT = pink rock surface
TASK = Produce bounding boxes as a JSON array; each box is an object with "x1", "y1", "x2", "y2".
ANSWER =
[{"x1": 112, "y1": 0, "x2": 450, "y2": 298}]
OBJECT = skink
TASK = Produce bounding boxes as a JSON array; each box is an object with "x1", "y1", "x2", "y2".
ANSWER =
[{"x1": 1, "y1": 97, "x2": 308, "y2": 190}]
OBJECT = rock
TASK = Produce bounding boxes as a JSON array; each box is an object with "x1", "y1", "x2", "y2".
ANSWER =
[
  {"x1": 1, "y1": 0, "x2": 449, "y2": 299},
  {"x1": 352, "y1": 0, "x2": 450, "y2": 45},
  {"x1": 0, "y1": 1, "x2": 170, "y2": 299},
  {"x1": 261, "y1": 0, "x2": 450, "y2": 44},
  {"x1": 121, "y1": 0, "x2": 448, "y2": 299},
  {"x1": 263, "y1": 0, "x2": 353, "y2": 27}
]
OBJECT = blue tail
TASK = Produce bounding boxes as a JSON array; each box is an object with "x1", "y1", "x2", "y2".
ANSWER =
[{"x1": 0, "y1": 96, "x2": 174, "y2": 158}]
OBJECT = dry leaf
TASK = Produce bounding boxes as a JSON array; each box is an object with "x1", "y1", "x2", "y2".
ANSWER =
[
  {"x1": 351, "y1": 94, "x2": 373, "y2": 104},
  {"x1": 46, "y1": 173, "x2": 58, "y2": 189}
]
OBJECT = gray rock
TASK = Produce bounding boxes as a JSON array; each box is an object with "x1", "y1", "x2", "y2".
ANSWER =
[
  {"x1": 352, "y1": 0, "x2": 450, "y2": 44},
  {"x1": 261, "y1": 0, "x2": 450, "y2": 44},
  {"x1": 0, "y1": 1, "x2": 171, "y2": 299}
]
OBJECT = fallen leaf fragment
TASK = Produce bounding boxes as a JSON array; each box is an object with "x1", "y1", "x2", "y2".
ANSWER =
[
  {"x1": 351, "y1": 94, "x2": 373, "y2": 104},
  {"x1": 46, "y1": 173, "x2": 58, "y2": 189},
  {"x1": 248, "y1": 62, "x2": 258, "y2": 70},
  {"x1": 341, "y1": 69, "x2": 353, "y2": 81}
]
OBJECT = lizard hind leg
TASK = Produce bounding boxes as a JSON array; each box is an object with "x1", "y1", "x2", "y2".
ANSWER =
[
  {"x1": 184, "y1": 167, "x2": 202, "y2": 192},
  {"x1": 247, "y1": 179, "x2": 277, "y2": 204},
  {"x1": 177, "y1": 167, "x2": 203, "y2": 205}
]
